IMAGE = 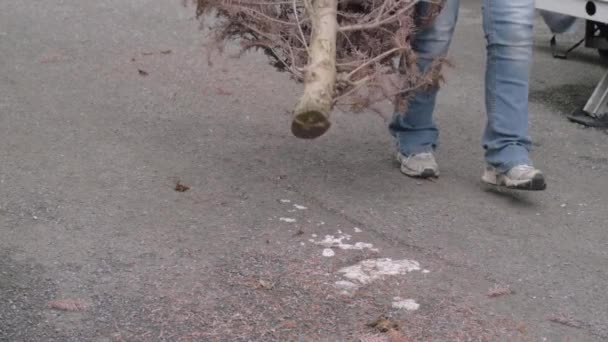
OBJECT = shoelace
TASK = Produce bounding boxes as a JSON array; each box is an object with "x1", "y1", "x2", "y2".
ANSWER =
[
  {"x1": 509, "y1": 165, "x2": 535, "y2": 177},
  {"x1": 414, "y1": 152, "x2": 433, "y2": 160},
  {"x1": 403, "y1": 152, "x2": 433, "y2": 163}
]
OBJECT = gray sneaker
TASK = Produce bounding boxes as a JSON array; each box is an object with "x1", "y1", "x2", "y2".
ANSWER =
[
  {"x1": 397, "y1": 152, "x2": 439, "y2": 178},
  {"x1": 482, "y1": 164, "x2": 546, "y2": 191}
]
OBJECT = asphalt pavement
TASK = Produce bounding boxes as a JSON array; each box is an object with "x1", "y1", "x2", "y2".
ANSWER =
[{"x1": 1, "y1": 0, "x2": 607, "y2": 340}]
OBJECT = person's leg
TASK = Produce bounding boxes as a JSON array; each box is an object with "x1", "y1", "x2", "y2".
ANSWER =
[
  {"x1": 481, "y1": 0, "x2": 534, "y2": 172},
  {"x1": 389, "y1": 0, "x2": 460, "y2": 157},
  {"x1": 481, "y1": 0, "x2": 545, "y2": 190}
]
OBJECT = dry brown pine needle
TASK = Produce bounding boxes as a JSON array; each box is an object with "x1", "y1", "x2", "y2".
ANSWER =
[
  {"x1": 257, "y1": 279, "x2": 274, "y2": 290},
  {"x1": 175, "y1": 181, "x2": 190, "y2": 192},
  {"x1": 487, "y1": 285, "x2": 513, "y2": 298},
  {"x1": 48, "y1": 299, "x2": 89, "y2": 311},
  {"x1": 548, "y1": 314, "x2": 583, "y2": 329},
  {"x1": 367, "y1": 315, "x2": 400, "y2": 333}
]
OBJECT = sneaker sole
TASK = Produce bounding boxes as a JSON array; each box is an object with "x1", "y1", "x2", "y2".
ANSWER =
[
  {"x1": 400, "y1": 166, "x2": 439, "y2": 179},
  {"x1": 509, "y1": 173, "x2": 547, "y2": 191},
  {"x1": 397, "y1": 153, "x2": 439, "y2": 179},
  {"x1": 482, "y1": 172, "x2": 547, "y2": 191}
]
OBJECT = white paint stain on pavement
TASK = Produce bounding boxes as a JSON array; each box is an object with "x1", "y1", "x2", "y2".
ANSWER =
[
  {"x1": 392, "y1": 297, "x2": 420, "y2": 311},
  {"x1": 334, "y1": 280, "x2": 359, "y2": 295},
  {"x1": 322, "y1": 248, "x2": 335, "y2": 257},
  {"x1": 354, "y1": 227, "x2": 363, "y2": 233},
  {"x1": 314, "y1": 234, "x2": 379, "y2": 252},
  {"x1": 338, "y1": 258, "x2": 421, "y2": 285},
  {"x1": 422, "y1": 269, "x2": 430, "y2": 274},
  {"x1": 280, "y1": 199, "x2": 291, "y2": 203},
  {"x1": 279, "y1": 217, "x2": 296, "y2": 223},
  {"x1": 294, "y1": 204, "x2": 308, "y2": 210}
]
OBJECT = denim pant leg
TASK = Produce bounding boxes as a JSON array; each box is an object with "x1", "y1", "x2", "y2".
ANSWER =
[
  {"x1": 482, "y1": 0, "x2": 535, "y2": 172},
  {"x1": 389, "y1": 0, "x2": 460, "y2": 156}
]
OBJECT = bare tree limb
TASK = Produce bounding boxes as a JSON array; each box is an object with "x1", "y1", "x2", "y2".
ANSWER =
[{"x1": 197, "y1": 0, "x2": 446, "y2": 138}]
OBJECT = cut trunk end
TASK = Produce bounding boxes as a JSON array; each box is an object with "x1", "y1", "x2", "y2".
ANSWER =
[
  {"x1": 291, "y1": 109, "x2": 331, "y2": 139},
  {"x1": 291, "y1": 0, "x2": 338, "y2": 139}
]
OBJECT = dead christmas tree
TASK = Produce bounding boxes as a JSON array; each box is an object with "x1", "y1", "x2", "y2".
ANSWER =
[{"x1": 196, "y1": 0, "x2": 445, "y2": 138}]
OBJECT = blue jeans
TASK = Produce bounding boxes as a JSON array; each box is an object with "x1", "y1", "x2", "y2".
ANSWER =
[{"x1": 389, "y1": 0, "x2": 534, "y2": 172}]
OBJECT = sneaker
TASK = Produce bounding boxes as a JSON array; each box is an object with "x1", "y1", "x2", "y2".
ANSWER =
[
  {"x1": 482, "y1": 164, "x2": 546, "y2": 191},
  {"x1": 397, "y1": 152, "x2": 439, "y2": 178}
]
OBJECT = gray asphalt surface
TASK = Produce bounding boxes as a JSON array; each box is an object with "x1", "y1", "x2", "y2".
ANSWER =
[{"x1": 1, "y1": 0, "x2": 607, "y2": 341}]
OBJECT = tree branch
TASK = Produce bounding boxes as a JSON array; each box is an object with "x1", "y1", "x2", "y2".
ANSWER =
[{"x1": 338, "y1": 0, "x2": 418, "y2": 32}]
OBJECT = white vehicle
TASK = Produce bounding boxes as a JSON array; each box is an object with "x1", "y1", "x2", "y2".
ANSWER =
[{"x1": 536, "y1": 0, "x2": 608, "y2": 125}]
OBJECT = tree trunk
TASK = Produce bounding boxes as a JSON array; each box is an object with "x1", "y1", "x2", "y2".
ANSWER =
[{"x1": 291, "y1": 0, "x2": 338, "y2": 139}]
